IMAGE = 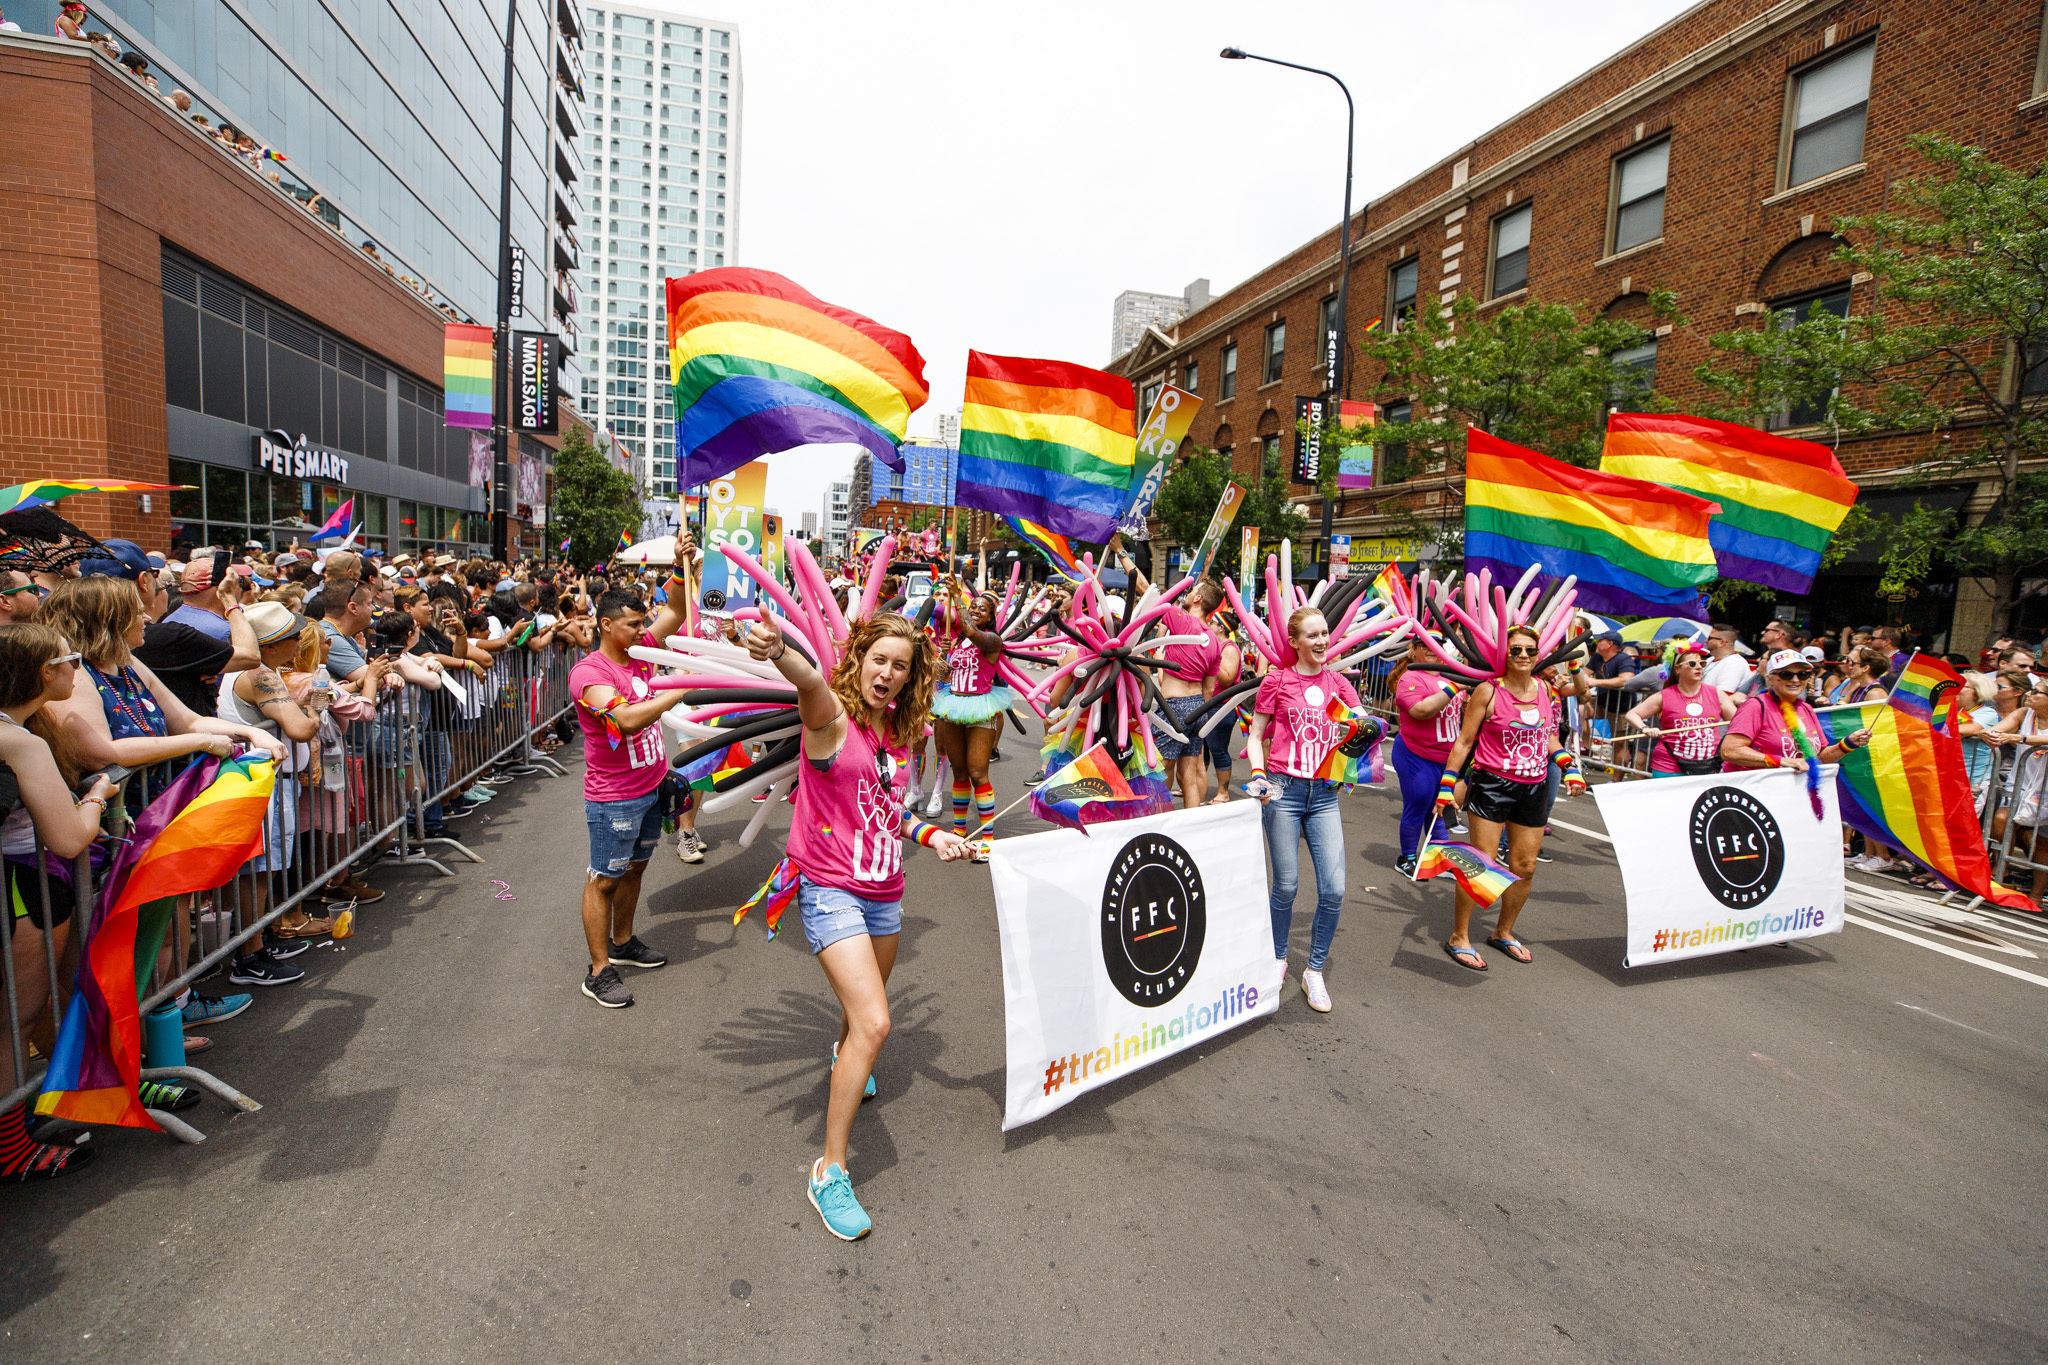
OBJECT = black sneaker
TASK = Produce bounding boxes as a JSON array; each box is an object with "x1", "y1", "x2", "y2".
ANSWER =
[
  {"x1": 1394, "y1": 854, "x2": 1418, "y2": 876},
  {"x1": 1535, "y1": 849, "x2": 1553, "y2": 864},
  {"x1": 228, "y1": 950, "x2": 305, "y2": 986},
  {"x1": 608, "y1": 935, "x2": 667, "y2": 969},
  {"x1": 136, "y1": 1079, "x2": 201, "y2": 1112},
  {"x1": 582, "y1": 964, "x2": 634, "y2": 1007},
  {"x1": 265, "y1": 937, "x2": 310, "y2": 960}
]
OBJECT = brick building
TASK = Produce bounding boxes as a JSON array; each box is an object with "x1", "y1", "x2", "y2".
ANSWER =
[{"x1": 1110, "y1": 0, "x2": 2048, "y2": 644}]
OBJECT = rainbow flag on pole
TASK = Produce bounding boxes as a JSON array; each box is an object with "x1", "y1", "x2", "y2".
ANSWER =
[
  {"x1": 0, "y1": 480, "x2": 185, "y2": 517},
  {"x1": 1005, "y1": 516, "x2": 1086, "y2": 581},
  {"x1": 1414, "y1": 840, "x2": 1521, "y2": 909},
  {"x1": 958, "y1": 351, "x2": 1137, "y2": 544},
  {"x1": 1464, "y1": 427, "x2": 1720, "y2": 618},
  {"x1": 444, "y1": 324, "x2": 494, "y2": 429},
  {"x1": 1030, "y1": 741, "x2": 1170, "y2": 833},
  {"x1": 37, "y1": 755, "x2": 277, "y2": 1128},
  {"x1": 1816, "y1": 698, "x2": 2035, "y2": 911},
  {"x1": 1888, "y1": 651, "x2": 1966, "y2": 733},
  {"x1": 668, "y1": 268, "x2": 928, "y2": 488},
  {"x1": 1314, "y1": 700, "x2": 1385, "y2": 786},
  {"x1": 1599, "y1": 412, "x2": 1858, "y2": 595}
]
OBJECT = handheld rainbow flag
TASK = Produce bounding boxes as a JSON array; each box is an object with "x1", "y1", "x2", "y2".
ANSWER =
[
  {"x1": 307, "y1": 497, "x2": 354, "y2": 543},
  {"x1": 1413, "y1": 840, "x2": 1521, "y2": 909},
  {"x1": 1367, "y1": 561, "x2": 1408, "y2": 612},
  {"x1": 668, "y1": 268, "x2": 928, "y2": 488},
  {"x1": 1314, "y1": 701, "x2": 1385, "y2": 787},
  {"x1": 1362, "y1": 316, "x2": 1383, "y2": 335},
  {"x1": 37, "y1": 755, "x2": 276, "y2": 1128},
  {"x1": 1599, "y1": 412, "x2": 1858, "y2": 595},
  {"x1": 1030, "y1": 741, "x2": 1170, "y2": 833},
  {"x1": 617, "y1": 528, "x2": 634, "y2": 555},
  {"x1": 1889, "y1": 651, "x2": 1966, "y2": 733},
  {"x1": 1816, "y1": 699, "x2": 2035, "y2": 911},
  {"x1": 734, "y1": 856, "x2": 800, "y2": 939},
  {"x1": 1464, "y1": 427, "x2": 1720, "y2": 618},
  {"x1": 1005, "y1": 516, "x2": 1086, "y2": 581},
  {"x1": 679, "y1": 742, "x2": 753, "y2": 791},
  {"x1": 958, "y1": 351, "x2": 1137, "y2": 544},
  {"x1": 0, "y1": 480, "x2": 185, "y2": 517},
  {"x1": 444, "y1": 323, "x2": 494, "y2": 429}
]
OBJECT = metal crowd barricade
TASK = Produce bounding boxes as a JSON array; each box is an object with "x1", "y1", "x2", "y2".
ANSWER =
[{"x1": 0, "y1": 638, "x2": 588, "y2": 1143}]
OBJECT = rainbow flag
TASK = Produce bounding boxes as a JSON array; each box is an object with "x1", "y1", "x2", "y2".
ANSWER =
[
  {"x1": 1414, "y1": 840, "x2": 1520, "y2": 909},
  {"x1": 1599, "y1": 412, "x2": 1857, "y2": 595},
  {"x1": 1464, "y1": 426, "x2": 1720, "y2": 618},
  {"x1": 1336, "y1": 399, "x2": 1375, "y2": 490},
  {"x1": 1314, "y1": 701, "x2": 1385, "y2": 786},
  {"x1": 1368, "y1": 561, "x2": 1407, "y2": 611},
  {"x1": 0, "y1": 480, "x2": 185, "y2": 517},
  {"x1": 444, "y1": 323, "x2": 494, "y2": 429},
  {"x1": 1816, "y1": 700, "x2": 2035, "y2": 911},
  {"x1": 959, "y1": 351, "x2": 1137, "y2": 544},
  {"x1": 734, "y1": 857, "x2": 800, "y2": 940},
  {"x1": 617, "y1": 528, "x2": 633, "y2": 555},
  {"x1": 307, "y1": 497, "x2": 354, "y2": 543},
  {"x1": 1006, "y1": 515, "x2": 1086, "y2": 581},
  {"x1": 680, "y1": 742, "x2": 753, "y2": 791},
  {"x1": 668, "y1": 268, "x2": 928, "y2": 488},
  {"x1": 1889, "y1": 651, "x2": 1966, "y2": 733},
  {"x1": 37, "y1": 755, "x2": 277, "y2": 1128},
  {"x1": 1030, "y1": 741, "x2": 1169, "y2": 833}
]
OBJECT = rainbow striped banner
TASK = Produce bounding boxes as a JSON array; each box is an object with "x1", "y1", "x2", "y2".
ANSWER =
[
  {"x1": 0, "y1": 480, "x2": 185, "y2": 517},
  {"x1": 444, "y1": 323, "x2": 494, "y2": 429},
  {"x1": 668, "y1": 267, "x2": 928, "y2": 488},
  {"x1": 958, "y1": 351, "x2": 1137, "y2": 544},
  {"x1": 1464, "y1": 426, "x2": 1720, "y2": 618}
]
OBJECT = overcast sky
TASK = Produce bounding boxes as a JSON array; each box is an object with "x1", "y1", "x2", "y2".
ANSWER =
[{"x1": 711, "y1": 0, "x2": 1702, "y2": 522}]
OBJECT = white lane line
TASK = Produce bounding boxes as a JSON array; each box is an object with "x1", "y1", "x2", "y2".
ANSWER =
[
  {"x1": 1543, "y1": 816, "x2": 2048, "y2": 989},
  {"x1": 1894, "y1": 1002, "x2": 1999, "y2": 1038}
]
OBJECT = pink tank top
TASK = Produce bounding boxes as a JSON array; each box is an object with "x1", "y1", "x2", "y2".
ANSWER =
[
  {"x1": 1158, "y1": 605, "x2": 1222, "y2": 683},
  {"x1": 786, "y1": 718, "x2": 911, "y2": 900},
  {"x1": 947, "y1": 637, "x2": 994, "y2": 696},
  {"x1": 1652, "y1": 683, "x2": 1724, "y2": 772},
  {"x1": 1471, "y1": 681, "x2": 1557, "y2": 782}
]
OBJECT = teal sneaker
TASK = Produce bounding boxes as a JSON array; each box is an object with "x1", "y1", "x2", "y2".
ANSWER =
[
  {"x1": 831, "y1": 1043, "x2": 876, "y2": 1100},
  {"x1": 181, "y1": 992, "x2": 252, "y2": 1027},
  {"x1": 807, "y1": 1160, "x2": 871, "y2": 1241}
]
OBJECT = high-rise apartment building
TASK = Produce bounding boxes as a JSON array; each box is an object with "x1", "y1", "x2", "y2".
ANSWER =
[
  {"x1": 1109, "y1": 279, "x2": 1210, "y2": 362},
  {"x1": 578, "y1": 4, "x2": 741, "y2": 499},
  {"x1": 823, "y1": 480, "x2": 852, "y2": 557}
]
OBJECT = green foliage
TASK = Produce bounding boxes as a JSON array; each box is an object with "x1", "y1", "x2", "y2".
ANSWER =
[
  {"x1": 1152, "y1": 444, "x2": 1309, "y2": 582},
  {"x1": 551, "y1": 425, "x2": 641, "y2": 567}
]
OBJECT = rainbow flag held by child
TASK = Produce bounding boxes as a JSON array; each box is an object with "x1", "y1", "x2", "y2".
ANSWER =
[
  {"x1": 1888, "y1": 651, "x2": 1966, "y2": 734},
  {"x1": 1314, "y1": 699, "x2": 1385, "y2": 787},
  {"x1": 734, "y1": 857, "x2": 800, "y2": 939},
  {"x1": 1413, "y1": 841, "x2": 1521, "y2": 909}
]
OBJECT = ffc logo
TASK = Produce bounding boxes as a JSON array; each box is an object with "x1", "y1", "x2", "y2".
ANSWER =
[
  {"x1": 1688, "y1": 786, "x2": 1786, "y2": 909},
  {"x1": 1099, "y1": 834, "x2": 1207, "y2": 1007}
]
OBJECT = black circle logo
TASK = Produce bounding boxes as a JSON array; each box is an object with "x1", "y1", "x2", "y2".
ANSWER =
[
  {"x1": 1688, "y1": 786, "x2": 1786, "y2": 909},
  {"x1": 1100, "y1": 833, "x2": 1207, "y2": 1007},
  {"x1": 1336, "y1": 714, "x2": 1384, "y2": 761},
  {"x1": 702, "y1": 588, "x2": 727, "y2": 610}
]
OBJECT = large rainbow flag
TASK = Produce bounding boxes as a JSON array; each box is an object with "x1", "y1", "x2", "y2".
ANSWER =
[
  {"x1": 37, "y1": 755, "x2": 277, "y2": 1128},
  {"x1": 1464, "y1": 427, "x2": 1720, "y2": 618},
  {"x1": 1005, "y1": 516, "x2": 1086, "y2": 581},
  {"x1": 0, "y1": 480, "x2": 186, "y2": 517},
  {"x1": 668, "y1": 268, "x2": 928, "y2": 488},
  {"x1": 444, "y1": 324, "x2": 494, "y2": 429},
  {"x1": 1599, "y1": 412, "x2": 1858, "y2": 595},
  {"x1": 1816, "y1": 698, "x2": 2035, "y2": 912},
  {"x1": 958, "y1": 352, "x2": 1137, "y2": 544}
]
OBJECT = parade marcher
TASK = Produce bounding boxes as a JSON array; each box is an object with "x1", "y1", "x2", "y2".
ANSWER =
[
  {"x1": 1244, "y1": 607, "x2": 1360, "y2": 1013},
  {"x1": 1434, "y1": 624, "x2": 1586, "y2": 972},
  {"x1": 1719, "y1": 649, "x2": 1870, "y2": 775},
  {"x1": 1144, "y1": 577, "x2": 1226, "y2": 810},
  {"x1": 739, "y1": 608, "x2": 970, "y2": 1241},
  {"x1": 929, "y1": 585, "x2": 1013, "y2": 860},
  {"x1": 1388, "y1": 636, "x2": 1463, "y2": 873},
  {"x1": 1622, "y1": 641, "x2": 1736, "y2": 777}
]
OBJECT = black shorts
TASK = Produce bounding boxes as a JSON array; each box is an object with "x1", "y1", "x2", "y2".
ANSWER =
[
  {"x1": 1464, "y1": 768, "x2": 1552, "y2": 828},
  {"x1": 5, "y1": 858, "x2": 75, "y2": 937}
]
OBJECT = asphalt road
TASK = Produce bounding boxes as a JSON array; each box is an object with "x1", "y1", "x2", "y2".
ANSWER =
[{"x1": 4, "y1": 737, "x2": 2046, "y2": 1364}]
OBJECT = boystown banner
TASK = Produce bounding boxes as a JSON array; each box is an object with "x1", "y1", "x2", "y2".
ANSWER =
[
  {"x1": 512, "y1": 331, "x2": 559, "y2": 433},
  {"x1": 1594, "y1": 766, "x2": 1844, "y2": 968},
  {"x1": 990, "y1": 802, "x2": 1280, "y2": 1130},
  {"x1": 699, "y1": 460, "x2": 771, "y2": 612},
  {"x1": 1118, "y1": 383, "x2": 1203, "y2": 538},
  {"x1": 1292, "y1": 395, "x2": 1328, "y2": 485}
]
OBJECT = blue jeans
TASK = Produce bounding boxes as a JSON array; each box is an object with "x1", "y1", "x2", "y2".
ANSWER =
[
  {"x1": 1389, "y1": 736, "x2": 1450, "y2": 860},
  {"x1": 421, "y1": 730, "x2": 450, "y2": 823},
  {"x1": 585, "y1": 788, "x2": 664, "y2": 876},
  {"x1": 1205, "y1": 709, "x2": 1235, "y2": 774},
  {"x1": 1261, "y1": 774, "x2": 1346, "y2": 971}
]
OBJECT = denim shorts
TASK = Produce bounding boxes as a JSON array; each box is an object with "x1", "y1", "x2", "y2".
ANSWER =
[
  {"x1": 1155, "y1": 693, "x2": 1209, "y2": 761},
  {"x1": 585, "y1": 788, "x2": 664, "y2": 876},
  {"x1": 798, "y1": 880, "x2": 903, "y2": 955}
]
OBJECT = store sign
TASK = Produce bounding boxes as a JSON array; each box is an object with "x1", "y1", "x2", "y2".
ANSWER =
[
  {"x1": 1292, "y1": 395, "x2": 1327, "y2": 485},
  {"x1": 508, "y1": 245, "x2": 526, "y2": 319},
  {"x1": 254, "y1": 429, "x2": 351, "y2": 484},
  {"x1": 512, "y1": 331, "x2": 559, "y2": 433}
]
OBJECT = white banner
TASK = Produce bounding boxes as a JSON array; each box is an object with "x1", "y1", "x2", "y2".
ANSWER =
[
  {"x1": 1594, "y1": 767, "x2": 1845, "y2": 968},
  {"x1": 989, "y1": 802, "x2": 1280, "y2": 1130}
]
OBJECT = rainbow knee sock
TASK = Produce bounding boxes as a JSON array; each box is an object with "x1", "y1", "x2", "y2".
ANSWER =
[
  {"x1": 974, "y1": 781, "x2": 995, "y2": 835},
  {"x1": 951, "y1": 780, "x2": 971, "y2": 836}
]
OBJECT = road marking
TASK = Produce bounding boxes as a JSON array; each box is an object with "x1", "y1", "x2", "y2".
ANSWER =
[{"x1": 1894, "y1": 1002, "x2": 1998, "y2": 1038}]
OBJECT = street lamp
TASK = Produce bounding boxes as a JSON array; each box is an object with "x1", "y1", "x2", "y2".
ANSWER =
[{"x1": 1220, "y1": 45, "x2": 1356, "y2": 581}]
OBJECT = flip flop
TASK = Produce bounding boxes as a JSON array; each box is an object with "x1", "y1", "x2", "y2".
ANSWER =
[
  {"x1": 1443, "y1": 941, "x2": 1488, "y2": 972},
  {"x1": 1486, "y1": 935, "x2": 1533, "y2": 964}
]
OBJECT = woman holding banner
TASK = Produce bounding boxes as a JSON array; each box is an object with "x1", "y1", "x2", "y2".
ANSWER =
[
  {"x1": 1621, "y1": 642, "x2": 1735, "y2": 778},
  {"x1": 739, "y1": 609, "x2": 971, "y2": 1242}
]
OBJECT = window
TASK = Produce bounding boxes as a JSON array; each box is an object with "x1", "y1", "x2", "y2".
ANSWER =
[
  {"x1": 1220, "y1": 344, "x2": 1237, "y2": 400},
  {"x1": 1767, "y1": 285, "x2": 1852, "y2": 428},
  {"x1": 1608, "y1": 340, "x2": 1658, "y2": 414},
  {"x1": 1181, "y1": 361, "x2": 1198, "y2": 392},
  {"x1": 1382, "y1": 400, "x2": 1412, "y2": 478},
  {"x1": 1489, "y1": 206, "x2": 1531, "y2": 298},
  {"x1": 1261, "y1": 434, "x2": 1281, "y2": 473},
  {"x1": 1388, "y1": 259, "x2": 1418, "y2": 331},
  {"x1": 1610, "y1": 139, "x2": 1668, "y2": 253},
  {"x1": 1784, "y1": 43, "x2": 1874, "y2": 189},
  {"x1": 1140, "y1": 381, "x2": 1162, "y2": 417},
  {"x1": 2037, "y1": 1, "x2": 2048, "y2": 97},
  {"x1": 1318, "y1": 295, "x2": 1340, "y2": 371},
  {"x1": 1262, "y1": 321, "x2": 1285, "y2": 385}
]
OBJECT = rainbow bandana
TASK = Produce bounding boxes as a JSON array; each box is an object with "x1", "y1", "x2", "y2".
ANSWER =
[{"x1": 735, "y1": 857, "x2": 800, "y2": 940}]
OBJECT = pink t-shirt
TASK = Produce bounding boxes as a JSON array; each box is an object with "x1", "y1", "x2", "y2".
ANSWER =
[
  {"x1": 1652, "y1": 683, "x2": 1725, "y2": 773},
  {"x1": 787, "y1": 718, "x2": 911, "y2": 900},
  {"x1": 1470, "y1": 681, "x2": 1558, "y2": 782},
  {"x1": 1395, "y1": 670, "x2": 1463, "y2": 763},
  {"x1": 1158, "y1": 606, "x2": 1222, "y2": 684},
  {"x1": 1723, "y1": 694, "x2": 1822, "y2": 772},
  {"x1": 1254, "y1": 667, "x2": 1362, "y2": 778},
  {"x1": 947, "y1": 637, "x2": 995, "y2": 696},
  {"x1": 571, "y1": 633, "x2": 667, "y2": 802}
]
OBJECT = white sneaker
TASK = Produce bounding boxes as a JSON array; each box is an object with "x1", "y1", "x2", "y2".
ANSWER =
[
  {"x1": 677, "y1": 830, "x2": 705, "y2": 864},
  {"x1": 924, "y1": 790, "x2": 944, "y2": 818},
  {"x1": 903, "y1": 787, "x2": 921, "y2": 813},
  {"x1": 1301, "y1": 968, "x2": 1332, "y2": 1013},
  {"x1": 1861, "y1": 857, "x2": 1900, "y2": 874},
  {"x1": 1275, "y1": 956, "x2": 1288, "y2": 996}
]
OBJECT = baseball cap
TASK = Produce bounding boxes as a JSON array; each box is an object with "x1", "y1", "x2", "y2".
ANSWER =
[
  {"x1": 77, "y1": 538, "x2": 152, "y2": 581},
  {"x1": 1593, "y1": 630, "x2": 1622, "y2": 645},
  {"x1": 1800, "y1": 646, "x2": 1825, "y2": 663},
  {"x1": 1764, "y1": 649, "x2": 1807, "y2": 675}
]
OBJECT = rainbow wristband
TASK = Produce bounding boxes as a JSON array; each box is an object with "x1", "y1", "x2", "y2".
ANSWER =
[
  {"x1": 909, "y1": 821, "x2": 943, "y2": 848},
  {"x1": 1437, "y1": 770, "x2": 1458, "y2": 800},
  {"x1": 1553, "y1": 751, "x2": 1577, "y2": 771}
]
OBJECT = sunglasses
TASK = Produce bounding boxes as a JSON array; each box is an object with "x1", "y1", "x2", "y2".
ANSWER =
[
  {"x1": 1505, "y1": 646, "x2": 1540, "y2": 658},
  {"x1": 1776, "y1": 669, "x2": 1814, "y2": 681},
  {"x1": 0, "y1": 583, "x2": 41, "y2": 598},
  {"x1": 48, "y1": 651, "x2": 81, "y2": 668}
]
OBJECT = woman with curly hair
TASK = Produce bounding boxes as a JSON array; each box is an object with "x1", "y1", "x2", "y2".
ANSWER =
[{"x1": 738, "y1": 609, "x2": 972, "y2": 1242}]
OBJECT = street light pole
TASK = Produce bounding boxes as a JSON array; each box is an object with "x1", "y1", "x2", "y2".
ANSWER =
[
  {"x1": 490, "y1": 0, "x2": 519, "y2": 563},
  {"x1": 1221, "y1": 47, "x2": 1355, "y2": 581}
]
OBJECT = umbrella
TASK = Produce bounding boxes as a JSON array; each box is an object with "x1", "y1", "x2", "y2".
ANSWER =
[
  {"x1": 1619, "y1": 616, "x2": 1709, "y2": 643},
  {"x1": 0, "y1": 480, "x2": 186, "y2": 516},
  {"x1": 1574, "y1": 610, "x2": 1622, "y2": 636}
]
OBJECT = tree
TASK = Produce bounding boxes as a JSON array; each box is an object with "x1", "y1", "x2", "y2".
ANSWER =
[
  {"x1": 551, "y1": 423, "x2": 641, "y2": 568},
  {"x1": 1152, "y1": 444, "x2": 1309, "y2": 583},
  {"x1": 1695, "y1": 134, "x2": 2048, "y2": 634}
]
